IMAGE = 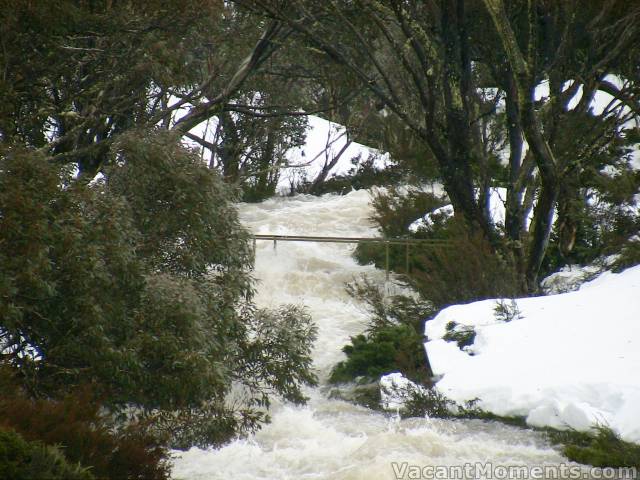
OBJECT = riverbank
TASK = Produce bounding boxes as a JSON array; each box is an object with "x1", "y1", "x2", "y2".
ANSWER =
[{"x1": 424, "y1": 264, "x2": 640, "y2": 443}]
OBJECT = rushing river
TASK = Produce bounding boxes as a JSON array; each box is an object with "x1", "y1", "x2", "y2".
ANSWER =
[{"x1": 171, "y1": 190, "x2": 573, "y2": 480}]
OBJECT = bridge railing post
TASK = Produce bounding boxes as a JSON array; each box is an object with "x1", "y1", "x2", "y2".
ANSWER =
[
  {"x1": 385, "y1": 241, "x2": 390, "y2": 281},
  {"x1": 406, "y1": 242, "x2": 410, "y2": 274}
]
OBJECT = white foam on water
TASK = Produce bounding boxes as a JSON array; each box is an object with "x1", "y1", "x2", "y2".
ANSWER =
[{"x1": 171, "y1": 190, "x2": 574, "y2": 480}]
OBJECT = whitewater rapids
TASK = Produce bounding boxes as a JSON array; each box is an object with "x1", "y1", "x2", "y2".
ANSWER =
[{"x1": 171, "y1": 190, "x2": 573, "y2": 480}]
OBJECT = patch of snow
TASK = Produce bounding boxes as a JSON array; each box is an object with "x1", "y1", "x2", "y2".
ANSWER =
[
  {"x1": 409, "y1": 187, "x2": 514, "y2": 233},
  {"x1": 409, "y1": 204, "x2": 454, "y2": 232},
  {"x1": 424, "y1": 265, "x2": 640, "y2": 442},
  {"x1": 379, "y1": 372, "x2": 427, "y2": 411},
  {"x1": 88, "y1": 171, "x2": 105, "y2": 187},
  {"x1": 279, "y1": 115, "x2": 391, "y2": 193},
  {"x1": 534, "y1": 81, "x2": 550, "y2": 102},
  {"x1": 488, "y1": 187, "x2": 507, "y2": 226},
  {"x1": 539, "y1": 264, "x2": 602, "y2": 294}
]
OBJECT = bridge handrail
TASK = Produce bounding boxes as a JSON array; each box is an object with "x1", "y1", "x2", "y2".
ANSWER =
[
  {"x1": 252, "y1": 234, "x2": 450, "y2": 246},
  {"x1": 252, "y1": 234, "x2": 450, "y2": 280}
]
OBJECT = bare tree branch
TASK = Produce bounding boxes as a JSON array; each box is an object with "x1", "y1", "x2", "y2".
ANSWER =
[{"x1": 169, "y1": 21, "x2": 285, "y2": 134}]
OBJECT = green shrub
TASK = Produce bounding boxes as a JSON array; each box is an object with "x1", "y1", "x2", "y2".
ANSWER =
[
  {"x1": 301, "y1": 153, "x2": 406, "y2": 195},
  {"x1": 493, "y1": 299, "x2": 523, "y2": 323},
  {"x1": 613, "y1": 238, "x2": 640, "y2": 272},
  {"x1": 328, "y1": 383, "x2": 382, "y2": 410},
  {"x1": 330, "y1": 277, "x2": 433, "y2": 387},
  {"x1": 355, "y1": 190, "x2": 522, "y2": 308},
  {"x1": 408, "y1": 220, "x2": 521, "y2": 308},
  {"x1": 0, "y1": 135, "x2": 317, "y2": 449},
  {"x1": 0, "y1": 428, "x2": 94, "y2": 480},
  {"x1": 454, "y1": 399, "x2": 529, "y2": 427},
  {"x1": 345, "y1": 275, "x2": 435, "y2": 333},
  {"x1": 0, "y1": 370, "x2": 170, "y2": 480},
  {"x1": 353, "y1": 188, "x2": 446, "y2": 277},
  {"x1": 393, "y1": 387, "x2": 531, "y2": 431},
  {"x1": 542, "y1": 191, "x2": 640, "y2": 278},
  {"x1": 550, "y1": 426, "x2": 640, "y2": 469},
  {"x1": 442, "y1": 321, "x2": 476, "y2": 350},
  {"x1": 0, "y1": 428, "x2": 32, "y2": 480},
  {"x1": 393, "y1": 385, "x2": 455, "y2": 419},
  {"x1": 329, "y1": 324, "x2": 428, "y2": 384},
  {"x1": 368, "y1": 187, "x2": 446, "y2": 238}
]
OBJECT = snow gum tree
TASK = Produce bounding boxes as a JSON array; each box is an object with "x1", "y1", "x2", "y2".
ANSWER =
[
  {"x1": 0, "y1": 133, "x2": 317, "y2": 448},
  {"x1": 0, "y1": 1, "x2": 320, "y2": 449},
  {"x1": 244, "y1": 0, "x2": 640, "y2": 291}
]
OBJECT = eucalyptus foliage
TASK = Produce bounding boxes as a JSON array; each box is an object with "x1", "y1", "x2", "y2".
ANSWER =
[{"x1": 0, "y1": 133, "x2": 317, "y2": 448}]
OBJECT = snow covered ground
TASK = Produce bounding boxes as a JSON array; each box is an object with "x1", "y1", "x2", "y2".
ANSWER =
[
  {"x1": 424, "y1": 265, "x2": 640, "y2": 442},
  {"x1": 278, "y1": 115, "x2": 391, "y2": 193}
]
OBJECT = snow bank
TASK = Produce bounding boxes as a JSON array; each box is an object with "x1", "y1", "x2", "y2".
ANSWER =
[
  {"x1": 424, "y1": 265, "x2": 640, "y2": 442},
  {"x1": 278, "y1": 115, "x2": 391, "y2": 193},
  {"x1": 380, "y1": 372, "x2": 427, "y2": 411}
]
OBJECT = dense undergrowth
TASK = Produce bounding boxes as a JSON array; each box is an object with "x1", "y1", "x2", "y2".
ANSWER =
[
  {"x1": 549, "y1": 426, "x2": 640, "y2": 469},
  {"x1": 329, "y1": 276, "x2": 434, "y2": 386},
  {"x1": 331, "y1": 188, "x2": 523, "y2": 388},
  {"x1": 0, "y1": 368, "x2": 171, "y2": 480},
  {"x1": 329, "y1": 324, "x2": 428, "y2": 384},
  {"x1": 0, "y1": 428, "x2": 94, "y2": 480},
  {"x1": 354, "y1": 188, "x2": 523, "y2": 306},
  {"x1": 0, "y1": 133, "x2": 318, "y2": 478}
]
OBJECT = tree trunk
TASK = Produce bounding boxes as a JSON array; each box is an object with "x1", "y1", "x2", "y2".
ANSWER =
[
  {"x1": 526, "y1": 180, "x2": 558, "y2": 290},
  {"x1": 503, "y1": 74, "x2": 530, "y2": 288},
  {"x1": 308, "y1": 136, "x2": 352, "y2": 195},
  {"x1": 218, "y1": 112, "x2": 241, "y2": 183},
  {"x1": 483, "y1": 0, "x2": 560, "y2": 291},
  {"x1": 436, "y1": 0, "x2": 494, "y2": 240}
]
